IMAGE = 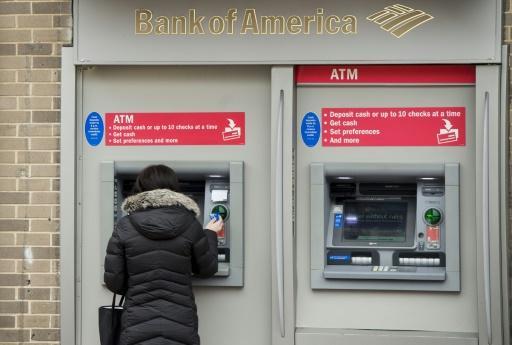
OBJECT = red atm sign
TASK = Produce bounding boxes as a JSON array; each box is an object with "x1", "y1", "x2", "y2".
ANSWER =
[
  {"x1": 105, "y1": 112, "x2": 245, "y2": 146},
  {"x1": 295, "y1": 65, "x2": 476, "y2": 84}
]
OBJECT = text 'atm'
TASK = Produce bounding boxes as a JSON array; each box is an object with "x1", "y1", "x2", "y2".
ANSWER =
[
  {"x1": 101, "y1": 160, "x2": 244, "y2": 287},
  {"x1": 311, "y1": 162, "x2": 460, "y2": 292}
]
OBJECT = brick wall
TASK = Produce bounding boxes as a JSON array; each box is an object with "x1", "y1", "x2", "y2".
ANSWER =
[{"x1": 0, "y1": 1, "x2": 71, "y2": 344}]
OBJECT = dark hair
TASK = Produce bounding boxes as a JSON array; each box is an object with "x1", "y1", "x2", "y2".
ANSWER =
[{"x1": 133, "y1": 165, "x2": 180, "y2": 194}]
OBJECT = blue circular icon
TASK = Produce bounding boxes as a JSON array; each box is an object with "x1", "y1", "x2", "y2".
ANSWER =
[
  {"x1": 301, "y1": 112, "x2": 321, "y2": 147},
  {"x1": 85, "y1": 112, "x2": 104, "y2": 146}
]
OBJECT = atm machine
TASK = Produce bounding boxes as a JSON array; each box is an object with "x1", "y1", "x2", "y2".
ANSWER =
[
  {"x1": 63, "y1": 65, "x2": 273, "y2": 345},
  {"x1": 294, "y1": 64, "x2": 508, "y2": 345},
  {"x1": 101, "y1": 161, "x2": 244, "y2": 286},
  {"x1": 311, "y1": 162, "x2": 459, "y2": 291}
]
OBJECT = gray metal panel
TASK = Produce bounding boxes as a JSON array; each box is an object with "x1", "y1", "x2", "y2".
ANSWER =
[
  {"x1": 75, "y1": 64, "x2": 85, "y2": 345},
  {"x1": 77, "y1": 66, "x2": 272, "y2": 345},
  {"x1": 194, "y1": 161, "x2": 245, "y2": 287},
  {"x1": 270, "y1": 66, "x2": 295, "y2": 345},
  {"x1": 475, "y1": 66, "x2": 506, "y2": 345},
  {"x1": 60, "y1": 47, "x2": 76, "y2": 345},
  {"x1": 310, "y1": 163, "x2": 324, "y2": 276},
  {"x1": 499, "y1": 46, "x2": 510, "y2": 345},
  {"x1": 99, "y1": 161, "x2": 114, "y2": 280},
  {"x1": 445, "y1": 163, "x2": 461, "y2": 186},
  {"x1": 296, "y1": 83, "x2": 477, "y2": 332},
  {"x1": 228, "y1": 161, "x2": 243, "y2": 272},
  {"x1": 310, "y1": 163, "x2": 325, "y2": 185},
  {"x1": 323, "y1": 266, "x2": 446, "y2": 280},
  {"x1": 312, "y1": 269, "x2": 461, "y2": 292},
  {"x1": 295, "y1": 328, "x2": 478, "y2": 345},
  {"x1": 444, "y1": 185, "x2": 460, "y2": 275},
  {"x1": 75, "y1": 0, "x2": 500, "y2": 64}
]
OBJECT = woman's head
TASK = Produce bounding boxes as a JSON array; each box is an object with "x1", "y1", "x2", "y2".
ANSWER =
[{"x1": 133, "y1": 164, "x2": 180, "y2": 194}]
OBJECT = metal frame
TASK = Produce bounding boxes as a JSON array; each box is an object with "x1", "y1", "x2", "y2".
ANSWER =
[
  {"x1": 475, "y1": 65, "x2": 506, "y2": 345},
  {"x1": 59, "y1": 52, "x2": 509, "y2": 345},
  {"x1": 499, "y1": 45, "x2": 510, "y2": 345},
  {"x1": 295, "y1": 329, "x2": 478, "y2": 345},
  {"x1": 271, "y1": 67, "x2": 296, "y2": 345},
  {"x1": 60, "y1": 47, "x2": 76, "y2": 345}
]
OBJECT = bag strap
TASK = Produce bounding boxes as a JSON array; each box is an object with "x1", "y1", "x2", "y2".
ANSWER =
[
  {"x1": 111, "y1": 293, "x2": 125, "y2": 307},
  {"x1": 110, "y1": 293, "x2": 124, "y2": 344}
]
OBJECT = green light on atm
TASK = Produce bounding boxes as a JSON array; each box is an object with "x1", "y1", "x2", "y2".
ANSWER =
[{"x1": 424, "y1": 208, "x2": 442, "y2": 225}]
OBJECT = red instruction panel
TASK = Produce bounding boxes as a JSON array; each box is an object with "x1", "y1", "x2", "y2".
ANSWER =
[
  {"x1": 322, "y1": 107, "x2": 465, "y2": 146},
  {"x1": 105, "y1": 112, "x2": 245, "y2": 146}
]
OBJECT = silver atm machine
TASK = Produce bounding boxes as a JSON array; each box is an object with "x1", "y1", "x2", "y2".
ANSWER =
[
  {"x1": 101, "y1": 161, "x2": 244, "y2": 286},
  {"x1": 311, "y1": 162, "x2": 459, "y2": 291}
]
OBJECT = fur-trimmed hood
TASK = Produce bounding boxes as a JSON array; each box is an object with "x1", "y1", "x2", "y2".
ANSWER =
[
  {"x1": 122, "y1": 189, "x2": 200, "y2": 216},
  {"x1": 121, "y1": 189, "x2": 201, "y2": 240}
]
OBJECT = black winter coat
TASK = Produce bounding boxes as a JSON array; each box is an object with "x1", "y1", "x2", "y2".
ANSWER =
[{"x1": 104, "y1": 189, "x2": 218, "y2": 345}]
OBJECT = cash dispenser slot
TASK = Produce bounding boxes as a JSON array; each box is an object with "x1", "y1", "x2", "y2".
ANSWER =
[
  {"x1": 102, "y1": 160, "x2": 244, "y2": 287},
  {"x1": 312, "y1": 163, "x2": 460, "y2": 290},
  {"x1": 359, "y1": 183, "x2": 417, "y2": 196},
  {"x1": 394, "y1": 252, "x2": 446, "y2": 267}
]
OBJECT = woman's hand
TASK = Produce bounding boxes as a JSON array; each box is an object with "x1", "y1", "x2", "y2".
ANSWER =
[{"x1": 205, "y1": 218, "x2": 224, "y2": 233}]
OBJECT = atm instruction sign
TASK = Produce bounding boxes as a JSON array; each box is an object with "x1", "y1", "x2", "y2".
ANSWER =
[
  {"x1": 105, "y1": 112, "x2": 245, "y2": 146},
  {"x1": 322, "y1": 107, "x2": 465, "y2": 146}
]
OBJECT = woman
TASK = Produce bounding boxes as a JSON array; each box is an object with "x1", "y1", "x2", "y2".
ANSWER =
[{"x1": 104, "y1": 164, "x2": 223, "y2": 345}]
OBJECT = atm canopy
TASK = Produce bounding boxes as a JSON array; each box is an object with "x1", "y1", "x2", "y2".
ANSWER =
[{"x1": 74, "y1": 0, "x2": 501, "y2": 64}]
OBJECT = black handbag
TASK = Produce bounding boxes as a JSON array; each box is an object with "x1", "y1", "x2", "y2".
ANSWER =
[{"x1": 99, "y1": 294, "x2": 125, "y2": 345}]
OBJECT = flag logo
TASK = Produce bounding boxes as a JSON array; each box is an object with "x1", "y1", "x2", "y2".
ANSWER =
[{"x1": 367, "y1": 4, "x2": 433, "y2": 38}]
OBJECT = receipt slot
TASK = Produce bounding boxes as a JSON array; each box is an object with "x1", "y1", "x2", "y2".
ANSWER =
[
  {"x1": 100, "y1": 160, "x2": 244, "y2": 287},
  {"x1": 310, "y1": 163, "x2": 460, "y2": 291}
]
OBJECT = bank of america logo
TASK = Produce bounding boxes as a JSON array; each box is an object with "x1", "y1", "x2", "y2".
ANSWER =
[{"x1": 367, "y1": 4, "x2": 433, "y2": 38}]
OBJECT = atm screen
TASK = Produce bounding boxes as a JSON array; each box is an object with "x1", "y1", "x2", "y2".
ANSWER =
[{"x1": 342, "y1": 201, "x2": 408, "y2": 242}]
